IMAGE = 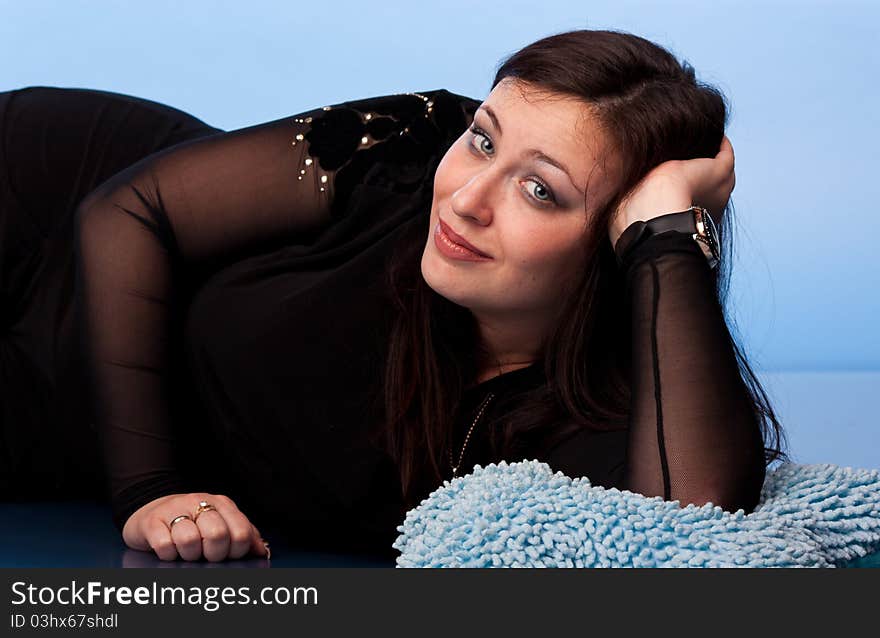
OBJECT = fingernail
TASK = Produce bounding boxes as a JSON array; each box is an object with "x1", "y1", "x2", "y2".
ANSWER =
[{"x1": 262, "y1": 540, "x2": 271, "y2": 560}]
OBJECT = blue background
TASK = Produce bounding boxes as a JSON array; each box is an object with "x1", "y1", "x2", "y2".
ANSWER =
[{"x1": 2, "y1": 0, "x2": 877, "y2": 469}]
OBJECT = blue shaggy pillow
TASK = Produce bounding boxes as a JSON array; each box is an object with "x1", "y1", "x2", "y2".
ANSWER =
[{"x1": 392, "y1": 460, "x2": 880, "y2": 568}]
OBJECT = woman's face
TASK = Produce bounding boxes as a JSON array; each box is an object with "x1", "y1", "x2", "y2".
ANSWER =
[{"x1": 421, "y1": 78, "x2": 617, "y2": 327}]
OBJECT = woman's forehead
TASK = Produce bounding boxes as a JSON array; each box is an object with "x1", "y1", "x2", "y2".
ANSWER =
[
  {"x1": 481, "y1": 80, "x2": 618, "y2": 203},
  {"x1": 486, "y1": 79, "x2": 594, "y2": 125}
]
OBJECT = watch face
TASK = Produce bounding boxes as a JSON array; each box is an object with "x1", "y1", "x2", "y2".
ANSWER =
[
  {"x1": 698, "y1": 208, "x2": 719, "y2": 251},
  {"x1": 693, "y1": 207, "x2": 721, "y2": 269},
  {"x1": 703, "y1": 210, "x2": 718, "y2": 244}
]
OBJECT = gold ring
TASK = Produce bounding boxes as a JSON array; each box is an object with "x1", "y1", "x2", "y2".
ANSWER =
[
  {"x1": 193, "y1": 500, "x2": 217, "y2": 522},
  {"x1": 169, "y1": 514, "x2": 193, "y2": 529}
]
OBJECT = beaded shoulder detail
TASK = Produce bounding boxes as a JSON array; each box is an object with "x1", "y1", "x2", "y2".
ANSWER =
[{"x1": 287, "y1": 89, "x2": 479, "y2": 217}]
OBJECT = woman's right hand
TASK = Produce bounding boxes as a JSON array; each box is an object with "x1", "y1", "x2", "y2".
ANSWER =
[{"x1": 121, "y1": 493, "x2": 270, "y2": 562}]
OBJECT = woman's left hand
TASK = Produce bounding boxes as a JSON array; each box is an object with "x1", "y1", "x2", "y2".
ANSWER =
[{"x1": 608, "y1": 135, "x2": 736, "y2": 250}]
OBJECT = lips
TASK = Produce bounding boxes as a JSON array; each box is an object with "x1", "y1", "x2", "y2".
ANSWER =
[{"x1": 438, "y1": 219, "x2": 491, "y2": 258}]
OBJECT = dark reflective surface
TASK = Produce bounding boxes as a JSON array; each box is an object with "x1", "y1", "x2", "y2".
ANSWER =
[
  {"x1": 0, "y1": 502, "x2": 396, "y2": 568},
  {"x1": 1, "y1": 501, "x2": 876, "y2": 568}
]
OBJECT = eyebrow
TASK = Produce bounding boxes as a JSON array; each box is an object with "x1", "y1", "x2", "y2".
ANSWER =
[{"x1": 477, "y1": 104, "x2": 584, "y2": 195}]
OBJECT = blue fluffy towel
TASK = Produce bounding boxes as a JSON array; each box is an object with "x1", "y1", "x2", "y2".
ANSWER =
[{"x1": 392, "y1": 460, "x2": 880, "y2": 567}]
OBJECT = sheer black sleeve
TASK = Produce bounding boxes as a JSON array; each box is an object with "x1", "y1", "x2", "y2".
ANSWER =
[
  {"x1": 72, "y1": 90, "x2": 453, "y2": 531},
  {"x1": 73, "y1": 106, "x2": 337, "y2": 532},
  {"x1": 545, "y1": 231, "x2": 766, "y2": 514}
]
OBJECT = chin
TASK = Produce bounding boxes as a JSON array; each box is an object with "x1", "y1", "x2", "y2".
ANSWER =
[
  {"x1": 420, "y1": 247, "x2": 468, "y2": 307},
  {"x1": 419, "y1": 245, "x2": 441, "y2": 294}
]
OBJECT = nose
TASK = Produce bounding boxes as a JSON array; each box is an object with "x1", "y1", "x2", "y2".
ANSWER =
[{"x1": 450, "y1": 170, "x2": 495, "y2": 225}]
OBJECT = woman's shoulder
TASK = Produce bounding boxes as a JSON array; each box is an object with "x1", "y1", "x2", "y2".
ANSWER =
[
  {"x1": 317, "y1": 87, "x2": 479, "y2": 127},
  {"x1": 308, "y1": 87, "x2": 480, "y2": 162},
  {"x1": 303, "y1": 88, "x2": 480, "y2": 202}
]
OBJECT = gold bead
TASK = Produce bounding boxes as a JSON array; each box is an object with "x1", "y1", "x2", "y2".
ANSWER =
[
  {"x1": 361, "y1": 135, "x2": 369, "y2": 145},
  {"x1": 300, "y1": 169, "x2": 306, "y2": 174},
  {"x1": 305, "y1": 116, "x2": 312, "y2": 123},
  {"x1": 304, "y1": 158, "x2": 313, "y2": 165},
  {"x1": 322, "y1": 106, "x2": 331, "y2": 111},
  {"x1": 298, "y1": 175, "x2": 303, "y2": 180},
  {"x1": 365, "y1": 113, "x2": 372, "y2": 120},
  {"x1": 320, "y1": 187, "x2": 325, "y2": 192},
  {"x1": 295, "y1": 133, "x2": 304, "y2": 141},
  {"x1": 320, "y1": 175, "x2": 328, "y2": 183}
]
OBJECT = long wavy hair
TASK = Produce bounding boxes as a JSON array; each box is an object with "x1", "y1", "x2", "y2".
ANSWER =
[{"x1": 373, "y1": 28, "x2": 790, "y2": 509}]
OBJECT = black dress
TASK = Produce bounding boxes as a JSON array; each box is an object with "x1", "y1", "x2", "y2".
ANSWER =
[{"x1": 0, "y1": 86, "x2": 766, "y2": 557}]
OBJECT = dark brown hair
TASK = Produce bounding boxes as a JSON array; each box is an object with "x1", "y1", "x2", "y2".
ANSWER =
[{"x1": 376, "y1": 28, "x2": 789, "y2": 508}]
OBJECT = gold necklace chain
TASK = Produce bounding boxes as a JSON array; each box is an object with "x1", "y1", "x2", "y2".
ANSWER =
[{"x1": 448, "y1": 391, "x2": 496, "y2": 478}]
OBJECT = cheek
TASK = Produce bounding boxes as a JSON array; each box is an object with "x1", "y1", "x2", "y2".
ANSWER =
[
  {"x1": 507, "y1": 235, "x2": 586, "y2": 299},
  {"x1": 432, "y1": 144, "x2": 466, "y2": 198},
  {"x1": 506, "y1": 226, "x2": 583, "y2": 274}
]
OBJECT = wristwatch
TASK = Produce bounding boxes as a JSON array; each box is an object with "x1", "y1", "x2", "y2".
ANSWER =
[{"x1": 613, "y1": 205, "x2": 721, "y2": 270}]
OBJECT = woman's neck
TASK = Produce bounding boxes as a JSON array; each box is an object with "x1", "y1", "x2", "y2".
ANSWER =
[{"x1": 473, "y1": 360, "x2": 535, "y2": 385}]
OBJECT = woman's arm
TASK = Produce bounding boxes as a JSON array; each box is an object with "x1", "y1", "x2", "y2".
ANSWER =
[
  {"x1": 612, "y1": 137, "x2": 765, "y2": 513},
  {"x1": 545, "y1": 137, "x2": 765, "y2": 513},
  {"x1": 538, "y1": 232, "x2": 765, "y2": 514},
  {"x1": 72, "y1": 90, "x2": 444, "y2": 532},
  {"x1": 73, "y1": 107, "x2": 335, "y2": 531},
  {"x1": 617, "y1": 231, "x2": 766, "y2": 513}
]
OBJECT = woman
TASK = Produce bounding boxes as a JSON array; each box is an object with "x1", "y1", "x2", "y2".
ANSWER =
[{"x1": 0, "y1": 28, "x2": 788, "y2": 562}]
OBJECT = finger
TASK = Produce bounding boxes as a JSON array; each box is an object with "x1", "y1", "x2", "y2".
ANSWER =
[
  {"x1": 701, "y1": 137, "x2": 735, "y2": 201},
  {"x1": 122, "y1": 515, "x2": 152, "y2": 552},
  {"x1": 169, "y1": 516, "x2": 204, "y2": 562},
  {"x1": 194, "y1": 506, "x2": 231, "y2": 562},
  {"x1": 716, "y1": 135, "x2": 734, "y2": 167},
  {"x1": 144, "y1": 515, "x2": 180, "y2": 562},
  {"x1": 207, "y1": 498, "x2": 255, "y2": 560},
  {"x1": 250, "y1": 523, "x2": 270, "y2": 559}
]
